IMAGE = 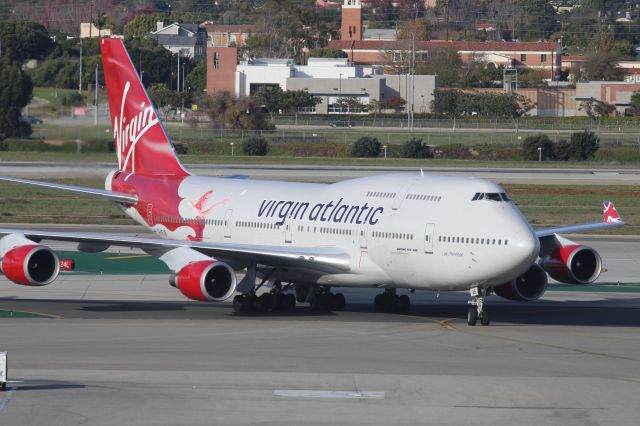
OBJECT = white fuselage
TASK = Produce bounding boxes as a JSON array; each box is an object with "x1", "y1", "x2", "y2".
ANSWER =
[{"x1": 121, "y1": 173, "x2": 540, "y2": 292}]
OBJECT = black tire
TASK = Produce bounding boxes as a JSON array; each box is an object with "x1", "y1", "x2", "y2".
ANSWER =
[
  {"x1": 467, "y1": 305, "x2": 478, "y2": 326},
  {"x1": 480, "y1": 310, "x2": 490, "y2": 326},
  {"x1": 233, "y1": 295, "x2": 245, "y2": 313},
  {"x1": 398, "y1": 295, "x2": 411, "y2": 313},
  {"x1": 284, "y1": 293, "x2": 296, "y2": 310},
  {"x1": 374, "y1": 294, "x2": 385, "y2": 312},
  {"x1": 332, "y1": 293, "x2": 346, "y2": 311},
  {"x1": 258, "y1": 293, "x2": 272, "y2": 312},
  {"x1": 1, "y1": 383, "x2": 5, "y2": 391}
]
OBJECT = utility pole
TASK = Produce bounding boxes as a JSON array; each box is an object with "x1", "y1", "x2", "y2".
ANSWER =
[
  {"x1": 94, "y1": 63, "x2": 98, "y2": 126},
  {"x1": 79, "y1": 40, "x2": 83, "y2": 93},
  {"x1": 177, "y1": 53, "x2": 180, "y2": 92}
]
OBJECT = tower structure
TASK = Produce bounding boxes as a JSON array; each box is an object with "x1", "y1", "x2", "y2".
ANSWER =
[{"x1": 340, "y1": 0, "x2": 363, "y2": 41}]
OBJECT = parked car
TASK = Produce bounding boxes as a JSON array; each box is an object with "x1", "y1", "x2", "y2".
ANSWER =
[
  {"x1": 20, "y1": 115, "x2": 43, "y2": 124},
  {"x1": 330, "y1": 120, "x2": 354, "y2": 128}
]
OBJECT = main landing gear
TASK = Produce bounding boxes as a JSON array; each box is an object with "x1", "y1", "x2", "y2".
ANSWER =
[
  {"x1": 467, "y1": 287, "x2": 490, "y2": 326},
  {"x1": 309, "y1": 286, "x2": 346, "y2": 311},
  {"x1": 233, "y1": 276, "x2": 296, "y2": 313},
  {"x1": 373, "y1": 289, "x2": 410, "y2": 313}
]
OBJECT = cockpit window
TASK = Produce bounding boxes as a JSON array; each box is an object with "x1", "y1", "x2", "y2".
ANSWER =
[{"x1": 472, "y1": 192, "x2": 512, "y2": 202}]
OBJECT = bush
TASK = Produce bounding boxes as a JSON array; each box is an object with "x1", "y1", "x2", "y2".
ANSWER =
[
  {"x1": 401, "y1": 138, "x2": 433, "y2": 159},
  {"x1": 242, "y1": 137, "x2": 268, "y2": 156},
  {"x1": 522, "y1": 134, "x2": 554, "y2": 160},
  {"x1": 351, "y1": 136, "x2": 381, "y2": 157},
  {"x1": 568, "y1": 130, "x2": 599, "y2": 160},
  {"x1": 554, "y1": 139, "x2": 571, "y2": 161}
]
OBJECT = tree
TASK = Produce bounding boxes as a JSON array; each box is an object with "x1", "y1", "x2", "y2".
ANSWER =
[
  {"x1": 148, "y1": 83, "x2": 178, "y2": 120},
  {"x1": 582, "y1": 50, "x2": 625, "y2": 81},
  {"x1": 282, "y1": 90, "x2": 321, "y2": 112},
  {"x1": 336, "y1": 96, "x2": 366, "y2": 114},
  {"x1": 185, "y1": 61, "x2": 206, "y2": 93},
  {"x1": 0, "y1": 56, "x2": 33, "y2": 138},
  {"x1": 628, "y1": 91, "x2": 640, "y2": 116},
  {"x1": 402, "y1": 138, "x2": 433, "y2": 159},
  {"x1": 123, "y1": 13, "x2": 165, "y2": 39},
  {"x1": 242, "y1": 137, "x2": 269, "y2": 156},
  {"x1": 386, "y1": 96, "x2": 406, "y2": 113},
  {"x1": 397, "y1": 18, "x2": 430, "y2": 41},
  {"x1": 554, "y1": 139, "x2": 571, "y2": 161},
  {"x1": 579, "y1": 98, "x2": 616, "y2": 118},
  {"x1": 254, "y1": 85, "x2": 285, "y2": 120},
  {"x1": 522, "y1": 134, "x2": 554, "y2": 161},
  {"x1": 351, "y1": 136, "x2": 381, "y2": 157},
  {"x1": 309, "y1": 48, "x2": 347, "y2": 58},
  {"x1": 0, "y1": 20, "x2": 54, "y2": 62},
  {"x1": 204, "y1": 91, "x2": 273, "y2": 130},
  {"x1": 568, "y1": 130, "x2": 599, "y2": 160},
  {"x1": 416, "y1": 48, "x2": 462, "y2": 87}
]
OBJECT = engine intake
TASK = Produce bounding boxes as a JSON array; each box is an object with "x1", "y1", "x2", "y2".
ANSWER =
[
  {"x1": 170, "y1": 260, "x2": 236, "y2": 302},
  {"x1": 1, "y1": 244, "x2": 60, "y2": 286},
  {"x1": 494, "y1": 263, "x2": 548, "y2": 302},
  {"x1": 541, "y1": 244, "x2": 602, "y2": 284}
]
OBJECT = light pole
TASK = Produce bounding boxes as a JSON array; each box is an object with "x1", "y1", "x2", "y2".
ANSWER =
[
  {"x1": 538, "y1": 147, "x2": 542, "y2": 161},
  {"x1": 230, "y1": 142, "x2": 234, "y2": 157},
  {"x1": 383, "y1": 144, "x2": 387, "y2": 159}
]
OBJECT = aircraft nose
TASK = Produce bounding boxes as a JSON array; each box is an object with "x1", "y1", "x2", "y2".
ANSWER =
[{"x1": 510, "y1": 226, "x2": 540, "y2": 269}]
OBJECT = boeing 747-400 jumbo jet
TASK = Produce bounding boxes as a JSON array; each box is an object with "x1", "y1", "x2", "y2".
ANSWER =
[{"x1": 0, "y1": 39, "x2": 625, "y2": 326}]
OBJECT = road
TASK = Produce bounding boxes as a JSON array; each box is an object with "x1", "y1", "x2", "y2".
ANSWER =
[{"x1": 1, "y1": 161, "x2": 640, "y2": 185}]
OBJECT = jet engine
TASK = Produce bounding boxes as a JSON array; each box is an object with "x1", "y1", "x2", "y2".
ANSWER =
[
  {"x1": 1, "y1": 244, "x2": 60, "y2": 286},
  {"x1": 540, "y1": 244, "x2": 602, "y2": 285},
  {"x1": 170, "y1": 260, "x2": 237, "y2": 302},
  {"x1": 493, "y1": 263, "x2": 548, "y2": 302}
]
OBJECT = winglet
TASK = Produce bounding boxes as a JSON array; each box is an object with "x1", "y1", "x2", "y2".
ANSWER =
[{"x1": 603, "y1": 201, "x2": 622, "y2": 223}]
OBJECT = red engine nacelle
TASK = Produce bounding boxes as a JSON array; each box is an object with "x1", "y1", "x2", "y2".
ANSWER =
[
  {"x1": 1, "y1": 244, "x2": 60, "y2": 286},
  {"x1": 493, "y1": 263, "x2": 548, "y2": 302},
  {"x1": 541, "y1": 244, "x2": 602, "y2": 284},
  {"x1": 170, "y1": 260, "x2": 236, "y2": 302}
]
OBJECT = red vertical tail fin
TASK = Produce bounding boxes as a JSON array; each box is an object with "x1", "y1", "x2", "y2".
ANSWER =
[
  {"x1": 603, "y1": 201, "x2": 622, "y2": 223},
  {"x1": 100, "y1": 38, "x2": 188, "y2": 177}
]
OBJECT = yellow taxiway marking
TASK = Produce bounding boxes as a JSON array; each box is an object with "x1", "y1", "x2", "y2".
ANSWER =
[
  {"x1": 436, "y1": 318, "x2": 457, "y2": 331},
  {"x1": 105, "y1": 254, "x2": 152, "y2": 260}
]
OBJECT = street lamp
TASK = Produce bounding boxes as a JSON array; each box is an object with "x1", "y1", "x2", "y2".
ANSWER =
[
  {"x1": 383, "y1": 144, "x2": 387, "y2": 159},
  {"x1": 230, "y1": 142, "x2": 235, "y2": 157},
  {"x1": 538, "y1": 147, "x2": 542, "y2": 161}
]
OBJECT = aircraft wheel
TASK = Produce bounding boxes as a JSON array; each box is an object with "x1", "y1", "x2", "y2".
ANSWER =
[
  {"x1": 284, "y1": 293, "x2": 296, "y2": 310},
  {"x1": 233, "y1": 295, "x2": 245, "y2": 313},
  {"x1": 398, "y1": 295, "x2": 411, "y2": 313},
  {"x1": 374, "y1": 294, "x2": 385, "y2": 312},
  {"x1": 480, "y1": 310, "x2": 490, "y2": 326},
  {"x1": 332, "y1": 293, "x2": 346, "y2": 311},
  {"x1": 258, "y1": 293, "x2": 272, "y2": 312},
  {"x1": 467, "y1": 305, "x2": 478, "y2": 326}
]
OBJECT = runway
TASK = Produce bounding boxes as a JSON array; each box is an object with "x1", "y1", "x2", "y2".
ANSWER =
[
  {"x1": 2, "y1": 161, "x2": 640, "y2": 184},
  {"x1": 1, "y1": 280, "x2": 640, "y2": 426}
]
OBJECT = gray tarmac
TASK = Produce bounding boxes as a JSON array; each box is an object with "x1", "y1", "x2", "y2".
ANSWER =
[
  {"x1": 0, "y1": 236, "x2": 640, "y2": 425},
  {"x1": 2, "y1": 161, "x2": 640, "y2": 184}
]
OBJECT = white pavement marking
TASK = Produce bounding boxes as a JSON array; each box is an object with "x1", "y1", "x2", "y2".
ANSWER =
[
  {"x1": 273, "y1": 390, "x2": 385, "y2": 400},
  {"x1": 0, "y1": 388, "x2": 14, "y2": 415}
]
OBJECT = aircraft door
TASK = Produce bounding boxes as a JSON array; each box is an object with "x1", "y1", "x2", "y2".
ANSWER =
[
  {"x1": 146, "y1": 204, "x2": 154, "y2": 226},
  {"x1": 284, "y1": 219, "x2": 292, "y2": 244},
  {"x1": 392, "y1": 180, "x2": 415, "y2": 210},
  {"x1": 424, "y1": 223, "x2": 435, "y2": 254},
  {"x1": 359, "y1": 225, "x2": 368, "y2": 249},
  {"x1": 224, "y1": 209, "x2": 233, "y2": 238}
]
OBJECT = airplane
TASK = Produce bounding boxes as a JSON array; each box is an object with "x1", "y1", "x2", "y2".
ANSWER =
[{"x1": 0, "y1": 38, "x2": 625, "y2": 326}]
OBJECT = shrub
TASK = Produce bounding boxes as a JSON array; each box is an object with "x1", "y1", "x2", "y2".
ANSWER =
[
  {"x1": 554, "y1": 139, "x2": 571, "y2": 161},
  {"x1": 568, "y1": 130, "x2": 599, "y2": 160},
  {"x1": 401, "y1": 138, "x2": 433, "y2": 159},
  {"x1": 351, "y1": 136, "x2": 381, "y2": 157},
  {"x1": 242, "y1": 137, "x2": 268, "y2": 156},
  {"x1": 522, "y1": 134, "x2": 554, "y2": 161}
]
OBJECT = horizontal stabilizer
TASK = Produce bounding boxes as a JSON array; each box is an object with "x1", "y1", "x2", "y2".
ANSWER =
[{"x1": 0, "y1": 176, "x2": 138, "y2": 204}]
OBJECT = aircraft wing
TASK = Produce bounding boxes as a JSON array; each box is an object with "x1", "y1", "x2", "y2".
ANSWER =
[
  {"x1": 534, "y1": 200, "x2": 624, "y2": 239},
  {"x1": 0, "y1": 228, "x2": 351, "y2": 274}
]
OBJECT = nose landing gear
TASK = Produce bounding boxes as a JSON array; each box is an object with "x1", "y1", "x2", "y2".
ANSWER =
[{"x1": 467, "y1": 287, "x2": 490, "y2": 326}]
